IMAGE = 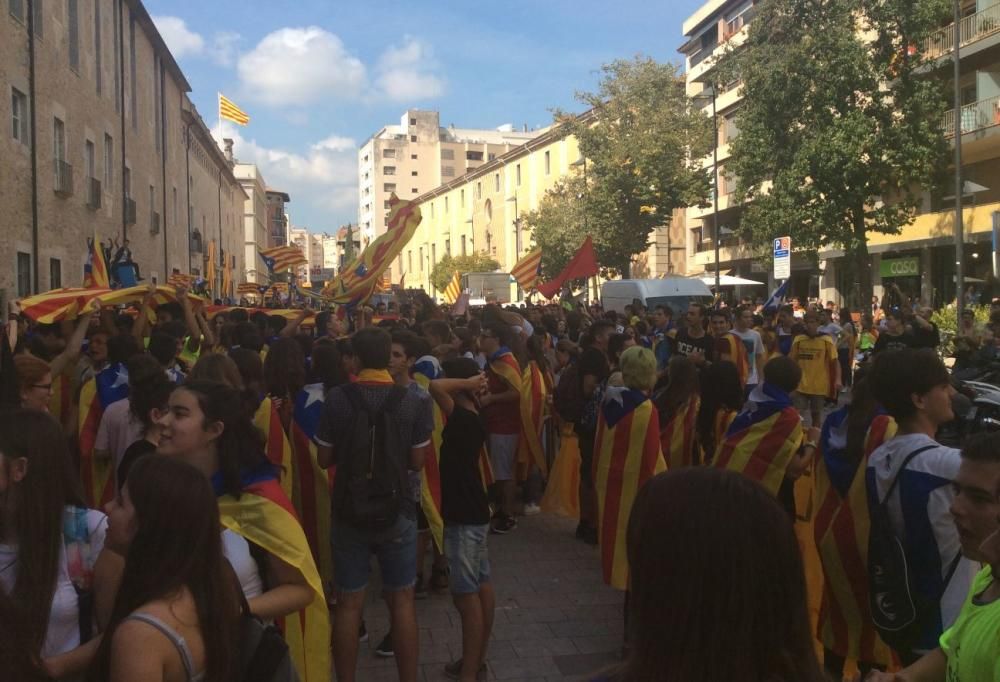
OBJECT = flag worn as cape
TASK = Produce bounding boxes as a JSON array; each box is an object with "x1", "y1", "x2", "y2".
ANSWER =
[
  {"x1": 659, "y1": 395, "x2": 700, "y2": 469},
  {"x1": 714, "y1": 382, "x2": 803, "y2": 496},
  {"x1": 716, "y1": 331, "x2": 750, "y2": 387},
  {"x1": 594, "y1": 387, "x2": 666, "y2": 590},
  {"x1": 218, "y1": 476, "x2": 330, "y2": 682},
  {"x1": 702, "y1": 406, "x2": 737, "y2": 466},
  {"x1": 814, "y1": 407, "x2": 892, "y2": 666},
  {"x1": 537, "y1": 236, "x2": 599, "y2": 300},
  {"x1": 83, "y1": 236, "x2": 110, "y2": 288},
  {"x1": 863, "y1": 414, "x2": 897, "y2": 457},
  {"x1": 254, "y1": 396, "x2": 295, "y2": 502},
  {"x1": 289, "y1": 383, "x2": 334, "y2": 587},
  {"x1": 78, "y1": 362, "x2": 130, "y2": 507},
  {"x1": 518, "y1": 360, "x2": 549, "y2": 479},
  {"x1": 413, "y1": 367, "x2": 446, "y2": 552},
  {"x1": 48, "y1": 369, "x2": 73, "y2": 428}
]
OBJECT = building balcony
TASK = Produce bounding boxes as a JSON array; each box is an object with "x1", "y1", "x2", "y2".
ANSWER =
[
  {"x1": 923, "y1": 2, "x2": 1000, "y2": 60},
  {"x1": 687, "y1": 190, "x2": 740, "y2": 219},
  {"x1": 863, "y1": 200, "x2": 1000, "y2": 251},
  {"x1": 690, "y1": 237, "x2": 748, "y2": 267},
  {"x1": 54, "y1": 160, "x2": 74, "y2": 196},
  {"x1": 943, "y1": 94, "x2": 1000, "y2": 137},
  {"x1": 86, "y1": 177, "x2": 102, "y2": 209},
  {"x1": 125, "y1": 197, "x2": 137, "y2": 225}
]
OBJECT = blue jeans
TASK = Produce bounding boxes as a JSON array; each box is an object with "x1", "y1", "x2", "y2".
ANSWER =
[
  {"x1": 331, "y1": 515, "x2": 417, "y2": 593},
  {"x1": 444, "y1": 524, "x2": 491, "y2": 595}
]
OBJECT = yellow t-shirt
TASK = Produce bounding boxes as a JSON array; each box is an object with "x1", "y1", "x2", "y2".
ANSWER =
[
  {"x1": 791, "y1": 333, "x2": 836, "y2": 397},
  {"x1": 940, "y1": 565, "x2": 1000, "y2": 681}
]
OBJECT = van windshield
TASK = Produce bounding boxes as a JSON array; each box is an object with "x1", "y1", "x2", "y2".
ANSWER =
[{"x1": 644, "y1": 295, "x2": 715, "y2": 314}]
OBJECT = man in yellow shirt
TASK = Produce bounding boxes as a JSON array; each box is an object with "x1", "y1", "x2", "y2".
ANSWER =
[{"x1": 790, "y1": 310, "x2": 840, "y2": 427}]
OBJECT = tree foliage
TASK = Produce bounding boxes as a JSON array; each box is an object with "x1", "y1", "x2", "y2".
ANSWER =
[
  {"x1": 718, "y1": 0, "x2": 950, "y2": 304},
  {"x1": 430, "y1": 252, "x2": 501, "y2": 292},
  {"x1": 527, "y1": 56, "x2": 713, "y2": 276}
]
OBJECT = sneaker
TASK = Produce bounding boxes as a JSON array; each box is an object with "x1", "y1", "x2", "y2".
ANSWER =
[
  {"x1": 490, "y1": 514, "x2": 517, "y2": 534},
  {"x1": 523, "y1": 502, "x2": 541, "y2": 516},
  {"x1": 358, "y1": 620, "x2": 369, "y2": 643},
  {"x1": 443, "y1": 659, "x2": 487, "y2": 680},
  {"x1": 374, "y1": 632, "x2": 394, "y2": 658},
  {"x1": 415, "y1": 574, "x2": 429, "y2": 600}
]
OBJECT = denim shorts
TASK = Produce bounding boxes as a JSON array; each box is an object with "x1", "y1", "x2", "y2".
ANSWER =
[
  {"x1": 444, "y1": 524, "x2": 491, "y2": 595},
  {"x1": 488, "y1": 433, "x2": 519, "y2": 482},
  {"x1": 331, "y1": 514, "x2": 417, "y2": 594}
]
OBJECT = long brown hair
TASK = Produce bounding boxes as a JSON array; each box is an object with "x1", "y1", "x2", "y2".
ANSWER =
[
  {"x1": 654, "y1": 356, "x2": 699, "y2": 415},
  {"x1": 619, "y1": 468, "x2": 825, "y2": 682},
  {"x1": 88, "y1": 455, "x2": 240, "y2": 682},
  {"x1": 0, "y1": 409, "x2": 83, "y2": 657}
]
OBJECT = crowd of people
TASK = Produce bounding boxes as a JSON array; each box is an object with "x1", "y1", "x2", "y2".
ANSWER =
[{"x1": 2, "y1": 283, "x2": 1000, "y2": 682}]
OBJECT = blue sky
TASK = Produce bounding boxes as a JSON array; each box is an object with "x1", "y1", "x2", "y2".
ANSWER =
[{"x1": 145, "y1": 0, "x2": 707, "y2": 233}]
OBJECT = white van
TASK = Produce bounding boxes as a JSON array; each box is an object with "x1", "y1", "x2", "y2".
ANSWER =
[{"x1": 601, "y1": 278, "x2": 714, "y2": 316}]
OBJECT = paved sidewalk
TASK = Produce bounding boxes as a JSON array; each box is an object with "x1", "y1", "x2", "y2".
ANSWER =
[{"x1": 354, "y1": 513, "x2": 624, "y2": 681}]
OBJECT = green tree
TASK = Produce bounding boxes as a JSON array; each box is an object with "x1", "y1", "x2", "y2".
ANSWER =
[
  {"x1": 529, "y1": 56, "x2": 712, "y2": 276},
  {"x1": 718, "y1": 0, "x2": 949, "y2": 305},
  {"x1": 430, "y1": 252, "x2": 501, "y2": 292}
]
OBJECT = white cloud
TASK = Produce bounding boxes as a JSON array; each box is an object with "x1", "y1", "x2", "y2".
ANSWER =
[
  {"x1": 375, "y1": 37, "x2": 445, "y2": 101},
  {"x1": 209, "y1": 31, "x2": 242, "y2": 67},
  {"x1": 152, "y1": 16, "x2": 205, "y2": 58},
  {"x1": 237, "y1": 27, "x2": 366, "y2": 107}
]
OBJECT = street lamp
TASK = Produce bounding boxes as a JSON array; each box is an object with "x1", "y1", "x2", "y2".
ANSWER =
[
  {"x1": 952, "y1": 0, "x2": 966, "y2": 319},
  {"x1": 692, "y1": 82, "x2": 721, "y2": 297},
  {"x1": 506, "y1": 195, "x2": 521, "y2": 298}
]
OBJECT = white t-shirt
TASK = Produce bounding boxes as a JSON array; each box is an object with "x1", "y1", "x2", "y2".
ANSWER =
[
  {"x1": 95, "y1": 398, "x2": 145, "y2": 470},
  {"x1": 222, "y1": 529, "x2": 264, "y2": 600},
  {"x1": 732, "y1": 328, "x2": 765, "y2": 386},
  {"x1": 0, "y1": 508, "x2": 107, "y2": 659}
]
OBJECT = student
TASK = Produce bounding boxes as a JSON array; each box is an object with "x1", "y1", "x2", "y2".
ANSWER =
[
  {"x1": 790, "y1": 310, "x2": 840, "y2": 427},
  {"x1": 654, "y1": 356, "x2": 700, "y2": 469},
  {"x1": 872, "y1": 308, "x2": 915, "y2": 355},
  {"x1": 0, "y1": 409, "x2": 115, "y2": 679},
  {"x1": 429, "y1": 358, "x2": 495, "y2": 682},
  {"x1": 116, "y1": 354, "x2": 173, "y2": 490},
  {"x1": 672, "y1": 303, "x2": 714, "y2": 365},
  {"x1": 869, "y1": 432, "x2": 1000, "y2": 682},
  {"x1": 732, "y1": 305, "x2": 766, "y2": 394},
  {"x1": 866, "y1": 348, "x2": 975, "y2": 664},
  {"x1": 710, "y1": 308, "x2": 750, "y2": 388},
  {"x1": 596, "y1": 468, "x2": 826, "y2": 682},
  {"x1": 87, "y1": 455, "x2": 242, "y2": 682},
  {"x1": 695, "y1": 361, "x2": 744, "y2": 466},
  {"x1": 574, "y1": 323, "x2": 614, "y2": 545},
  {"x1": 649, "y1": 304, "x2": 674, "y2": 372}
]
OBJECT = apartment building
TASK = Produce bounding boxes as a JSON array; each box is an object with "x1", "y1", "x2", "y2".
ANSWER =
[
  {"x1": 288, "y1": 225, "x2": 310, "y2": 286},
  {"x1": 409, "y1": 111, "x2": 689, "y2": 300},
  {"x1": 2, "y1": 0, "x2": 246, "y2": 299},
  {"x1": 265, "y1": 189, "x2": 290, "y2": 248},
  {"x1": 232, "y1": 155, "x2": 268, "y2": 284},
  {"x1": 358, "y1": 109, "x2": 543, "y2": 282},
  {"x1": 680, "y1": 0, "x2": 1000, "y2": 306}
]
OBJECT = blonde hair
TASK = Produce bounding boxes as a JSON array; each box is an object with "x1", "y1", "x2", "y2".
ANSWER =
[{"x1": 620, "y1": 346, "x2": 657, "y2": 392}]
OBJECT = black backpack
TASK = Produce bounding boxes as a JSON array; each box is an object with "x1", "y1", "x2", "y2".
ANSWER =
[
  {"x1": 227, "y1": 558, "x2": 299, "y2": 682},
  {"x1": 554, "y1": 363, "x2": 584, "y2": 424},
  {"x1": 334, "y1": 383, "x2": 409, "y2": 531},
  {"x1": 868, "y1": 444, "x2": 960, "y2": 653}
]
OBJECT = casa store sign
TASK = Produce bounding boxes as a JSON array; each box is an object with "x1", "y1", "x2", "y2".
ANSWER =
[{"x1": 879, "y1": 256, "x2": 919, "y2": 278}]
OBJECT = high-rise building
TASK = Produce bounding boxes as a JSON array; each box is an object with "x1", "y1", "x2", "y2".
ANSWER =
[
  {"x1": 232, "y1": 155, "x2": 269, "y2": 284},
  {"x1": 266, "y1": 189, "x2": 290, "y2": 247},
  {"x1": 358, "y1": 109, "x2": 543, "y2": 282}
]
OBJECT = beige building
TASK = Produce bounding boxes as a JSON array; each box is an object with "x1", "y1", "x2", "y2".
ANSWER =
[
  {"x1": 231, "y1": 156, "x2": 269, "y2": 284},
  {"x1": 409, "y1": 112, "x2": 688, "y2": 300},
  {"x1": 2, "y1": 0, "x2": 246, "y2": 299},
  {"x1": 358, "y1": 109, "x2": 543, "y2": 282},
  {"x1": 288, "y1": 225, "x2": 310, "y2": 286},
  {"x1": 265, "y1": 189, "x2": 290, "y2": 248}
]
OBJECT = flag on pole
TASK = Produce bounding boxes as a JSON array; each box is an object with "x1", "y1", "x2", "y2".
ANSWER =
[
  {"x1": 83, "y1": 236, "x2": 110, "y2": 288},
  {"x1": 442, "y1": 271, "x2": 462, "y2": 304},
  {"x1": 259, "y1": 245, "x2": 308, "y2": 273},
  {"x1": 218, "y1": 93, "x2": 250, "y2": 126},
  {"x1": 510, "y1": 248, "x2": 542, "y2": 291},
  {"x1": 537, "y1": 236, "x2": 599, "y2": 300},
  {"x1": 222, "y1": 255, "x2": 233, "y2": 298},
  {"x1": 763, "y1": 279, "x2": 790, "y2": 312}
]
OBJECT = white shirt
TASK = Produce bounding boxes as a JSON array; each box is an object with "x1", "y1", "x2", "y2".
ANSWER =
[
  {"x1": 732, "y1": 328, "x2": 765, "y2": 385},
  {"x1": 95, "y1": 398, "x2": 145, "y2": 471},
  {"x1": 222, "y1": 529, "x2": 264, "y2": 600},
  {"x1": 0, "y1": 509, "x2": 107, "y2": 659}
]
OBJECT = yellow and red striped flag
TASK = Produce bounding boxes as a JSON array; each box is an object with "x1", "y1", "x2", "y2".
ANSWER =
[
  {"x1": 659, "y1": 395, "x2": 699, "y2": 469},
  {"x1": 83, "y1": 236, "x2": 110, "y2": 288},
  {"x1": 510, "y1": 247, "x2": 542, "y2": 291},
  {"x1": 413, "y1": 370, "x2": 446, "y2": 552},
  {"x1": 219, "y1": 93, "x2": 250, "y2": 126},
  {"x1": 167, "y1": 272, "x2": 194, "y2": 289},
  {"x1": 594, "y1": 387, "x2": 666, "y2": 590},
  {"x1": 518, "y1": 359, "x2": 549, "y2": 478},
  {"x1": 259, "y1": 245, "x2": 308, "y2": 273},
  {"x1": 442, "y1": 270, "x2": 462, "y2": 304},
  {"x1": 716, "y1": 331, "x2": 750, "y2": 387},
  {"x1": 701, "y1": 406, "x2": 737, "y2": 465},
  {"x1": 254, "y1": 396, "x2": 295, "y2": 503},
  {"x1": 713, "y1": 385, "x2": 803, "y2": 496},
  {"x1": 863, "y1": 414, "x2": 897, "y2": 457}
]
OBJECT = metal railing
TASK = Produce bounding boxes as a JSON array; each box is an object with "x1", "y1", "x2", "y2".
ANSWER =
[
  {"x1": 150, "y1": 211, "x2": 160, "y2": 235},
  {"x1": 924, "y1": 3, "x2": 1000, "y2": 59},
  {"x1": 943, "y1": 94, "x2": 1000, "y2": 136},
  {"x1": 87, "y1": 177, "x2": 102, "y2": 209},
  {"x1": 125, "y1": 197, "x2": 137, "y2": 225},
  {"x1": 54, "y1": 160, "x2": 73, "y2": 196}
]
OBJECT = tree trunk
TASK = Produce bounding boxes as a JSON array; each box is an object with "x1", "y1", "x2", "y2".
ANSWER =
[{"x1": 853, "y1": 208, "x2": 874, "y2": 309}]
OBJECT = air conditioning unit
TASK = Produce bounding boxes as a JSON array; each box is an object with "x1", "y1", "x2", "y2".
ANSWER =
[
  {"x1": 87, "y1": 177, "x2": 102, "y2": 209},
  {"x1": 125, "y1": 197, "x2": 137, "y2": 225},
  {"x1": 150, "y1": 211, "x2": 161, "y2": 234},
  {"x1": 54, "y1": 160, "x2": 74, "y2": 196}
]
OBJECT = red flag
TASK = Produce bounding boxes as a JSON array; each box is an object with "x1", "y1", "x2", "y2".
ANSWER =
[{"x1": 537, "y1": 236, "x2": 599, "y2": 299}]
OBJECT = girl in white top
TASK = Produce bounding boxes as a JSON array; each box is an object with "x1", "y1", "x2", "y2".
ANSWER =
[{"x1": 0, "y1": 409, "x2": 116, "y2": 680}]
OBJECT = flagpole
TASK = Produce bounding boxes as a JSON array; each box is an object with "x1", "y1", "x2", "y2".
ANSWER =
[{"x1": 216, "y1": 92, "x2": 221, "y2": 140}]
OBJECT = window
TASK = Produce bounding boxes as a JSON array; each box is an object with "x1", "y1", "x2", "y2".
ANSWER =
[
  {"x1": 411, "y1": 188, "x2": 418, "y2": 194},
  {"x1": 544, "y1": 150, "x2": 551, "y2": 175},
  {"x1": 476, "y1": 182, "x2": 482, "y2": 200},
  {"x1": 444, "y1": 197, "x2": 449, "y2": 212},
  {"x1": 419, "y1": 246, "x2": 424, "y2": 271},
  {"x1": 431, "y1": 244, "x2": 436, "y2": 266},
  {"x1": 49, "y1": 258, "x2": 61, "y2": 289},
  {"x1": 84, "y1": 139, "x2": 95, "y2": 178},
  {"x1": 103, "y1": 133, "x2": 113, "y2": 185},
  {"x1": 466, "y1": 150, "x2": 483, "y2": 161},
  {"x1": 516, "y1": 164, "x2": 522, "y2": 186},
  {"x1": 384, "y1": 165, "x2": 396, "y2": 175},
  {"x1": 53, "y1": 117, "x2": 65, "y2": 163},
  {"x1": 409, "y1": 117, "x2": 417, "y2": 125},
  {"x1": 94, "y1": 0, "x2": 101, "y2": 94},
  {"x1": 68, "y1": 0, "x2": 79, "y2": 71},
  {"x1": 442, "y1": 166, "x2": 455, "y2": 177},
  {"x1": 494, "y1": 173, "x2": 500, "y2": 192},
  {"x1": 149, "y1": 184, "x2": 155, "y2": 212},
  {"x1": 384, "y1": 200, "x2": 391, "y2": 209},
  {"x1": 411, "y1": 170, "x2": 417, "y2": 176},
  {"x1": 445, "y1": 239, "x2": 450, "y2": 256},
  {"x1": 410, "y1": 135, "x2": 416, "y2": 142},
  {"x1": 408, "y1": 250, "x2": 413, "y2": 272},
  {"x1": 384, "y1": 183, "x2": 396, "y2": 192},
  {"x1": 441, "y1": 149, "x2": 454, "y2": 161},
  {"x1": 11, "y1": 88, "x2": 28, "y2": 143},
  {"x1": 17, "y1": 252, "x2": 31, "y2": 297},
  {"x1": 383, "y1": 148, "x2": 396, "y2": 158},
  {"x1": 461, "y1": 235, "x2": 467, "y2": 256},
  {"x1": 411, "y1": 154, "x2": 417, "y2": 160},
  {"x1": 488, "y1": 153, "x2": 496, "y2": 161},
  {"x1": 460, "y1": 189, "x2": 465, "y2": 207},
  {"x1": 9, "y1": 0, "x2": 23, "y2": 22}
]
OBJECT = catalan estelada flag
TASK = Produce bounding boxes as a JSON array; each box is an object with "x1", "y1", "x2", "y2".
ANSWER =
[
  {"x1": 510, "y1": 248, "x2": 542, "y2": 291},
  {"x1": 259, "y1": 245, "x2": 308, "y2": 273},
  {"x1": 659, "y1": 395, "x2": 699, "y2": 469},
  {"x1": 442, "y1": 270, "x2": 462, "y2": 304},
  {"x1": 701, "y1": 406, "x2": 737, "y2": 465},
  {"x1": 83, "y1": 236, "x2": 110, "y2": 288},
  {"x1": 864, "y1": 413, "x2": 897, "y2": 456},
  {"x1": 518, "y1": 359, "x2": 549, "y2": 479},
  {"x1": 254, "y1": 396, "x2": 295, "y2": 502},
  {"x1": 217, "y1": 474, "x2": 330, "y2": 682},
  {"x1": 218, "y1": 93, "x2": 250, "y2": 126},
  {"x1": 594, "y1": 387, "x2": 665, "y2": 590},
  {"x1": 289, "y1": 383, "x2": 335, "y2": 587},
  {"x1": 715, "y1": 331, "x2": 750, "y2": 387},
  {"x1": 413, "y1": 366, "x2": 446, "y2": 552},
  {"x1": 78, "y1": 362, "x2": 131, "y2": 507},
  {"x1": 713, "y1": 382, "x2": 804, "y2": 496},
  {"x1": 814, "y1": 407, "x2": 893, "y2": 668}
]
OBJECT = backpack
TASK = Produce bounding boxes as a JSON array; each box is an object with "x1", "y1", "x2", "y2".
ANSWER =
[
  {"x1": 333, "y1": 383, "x2": 409, "y2": 532},
  {"x1": 868, "y1": 444, "x2": 961, "y2": 653},
  {"x1": 554, "y1": 363, "x2": 584, "y2": 424},
  {"x1": 227, "y1": 559, "x2": 299, "y2": 682}
]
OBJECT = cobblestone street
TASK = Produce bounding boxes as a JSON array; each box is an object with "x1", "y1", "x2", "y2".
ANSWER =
[{"x1": 355, "y1": 513, "x2": 624, "y2": 681}]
